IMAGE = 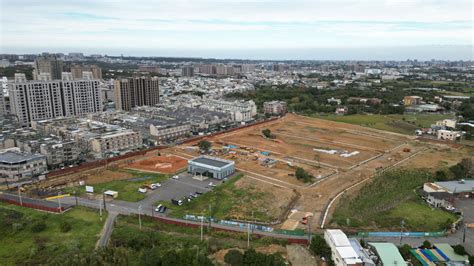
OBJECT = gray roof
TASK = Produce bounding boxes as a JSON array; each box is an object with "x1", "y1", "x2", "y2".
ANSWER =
[
  {"x1": 190, "y1": 156, "x2": 233, "y2": 168},
  {"x1": 435, "y1": 180, "x2": 474, "y2": 193},
  {"x1": 0, "y1": 151, "x2": 45, "y2": 164}
]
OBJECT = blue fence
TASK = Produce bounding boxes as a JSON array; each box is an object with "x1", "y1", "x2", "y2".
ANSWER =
[{"x1": 358, "y1": 231, "x2": 446, "y2": 238}]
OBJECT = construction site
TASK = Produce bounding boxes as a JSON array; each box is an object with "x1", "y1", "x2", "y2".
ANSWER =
[
  {"x1": 19, "y1": 113, "x2": 470, "y2": 233},
  {"x1": 163, "y1": 113, "x2": 465, "y2": 231}
]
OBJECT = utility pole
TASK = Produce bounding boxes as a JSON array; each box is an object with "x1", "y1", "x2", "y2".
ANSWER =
[
  {"x1": 138, "y1": 205, "x2": 142, "y2": 231},
  {"x1": 399, "y1": 219, "x2": 405, "y2": 246},
  {"x1": 58, "y1": 193, "x2": 62, "y2": 212},
  {"x1": 308, "y1": 215, "x2": 312, "y2": 244},
  {"x1": 208, "y1": 204, "x2": 212, "y2": 230},
  {"x1": 74, "y1": 189, "x2": 78, "y2": 206},
  {"x1": 462, "y1": 224, "x2": 466, "y2": 243},
  {"x1": 247, "y1": 222, "x2": 250, "y2": 248},
  {"x1": 102, "y1": 192, "x2": 106, "y2": 211},
  {"x1": 200, "y1": 214, "x2": 204, "y2": 241},
  {"x1": 18, "y1": 186, "x2": 23, "y2": 206},
  {"x1": 99, "y1": 199, "x2": 103, "y2": 222}
]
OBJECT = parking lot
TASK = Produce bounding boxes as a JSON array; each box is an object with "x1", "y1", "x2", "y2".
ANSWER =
[{"x1": 138, "y1": 172, "x2": 226, "y2": 209}]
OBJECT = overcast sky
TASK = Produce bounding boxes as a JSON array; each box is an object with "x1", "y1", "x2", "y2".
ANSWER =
[{"x1": 1, "y1": 0, "x2": 472, "y2": 60}]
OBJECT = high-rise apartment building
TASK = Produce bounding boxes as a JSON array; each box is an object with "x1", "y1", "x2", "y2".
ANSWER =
[
  {"x1": 34, "y1": 55, "x2": 64, "y2": 80},
  {"x1": 70, "y1": 64, "x2": 103, "y2": 79},
  {"x1": 181, "y1": 66, "x2": 194, "y2": 77},
  {"x1": 114, "y1": 77, "x2": 160, "y2": 111},
  {"x1": 9, "y1": 73, "x2": 102, "y2": 126}
]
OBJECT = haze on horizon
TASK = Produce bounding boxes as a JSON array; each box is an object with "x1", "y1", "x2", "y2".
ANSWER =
[{"x1": 1, "y1": 0, "x2": 472, "y2": 60}]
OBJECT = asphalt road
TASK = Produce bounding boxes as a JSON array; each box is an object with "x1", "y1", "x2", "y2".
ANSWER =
[{"x1": 96, "y1": 211, "x2": 118, "y2": 248}]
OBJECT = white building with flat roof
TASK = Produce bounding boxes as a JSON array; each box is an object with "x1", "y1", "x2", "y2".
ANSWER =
[{"x1": 324, "y1": 229, "x2": 363, "y2": 266}]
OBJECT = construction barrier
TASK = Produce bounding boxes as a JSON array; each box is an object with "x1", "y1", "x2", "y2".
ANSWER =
[
  {"x1": 0, "y1": 193, "x2": 70, "y2": 213},
  {"x1": 357, "y1": 231, "x2": 447, "y2": 238}
]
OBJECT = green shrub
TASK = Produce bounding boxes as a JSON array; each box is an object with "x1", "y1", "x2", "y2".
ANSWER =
[
  {"x1": 60, "y1": 221, "x2": 72, "y2": 233},
  {"x1": 31, "y1": 221, "x2": 47, "y2": 233},
  {"x1": 225, "y1": 249, "x2": 244, "y2": 266}
]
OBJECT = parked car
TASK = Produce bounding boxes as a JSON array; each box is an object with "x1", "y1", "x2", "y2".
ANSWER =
[
  {"x1": 171, "y1": 198, "x2": 183, "y2": 206},
  {"x1": 155, "y1": 204, "x2": 163, "y2": 212},
  {"x1": 138, "y1": 187, "x2": 147, "y2": 193},
  {"x1": 172, "y1": 175, "x2": 179, "y2": 179},
  {"x1": 150, "y1": 183, "x2": 161, "y2": 190}
]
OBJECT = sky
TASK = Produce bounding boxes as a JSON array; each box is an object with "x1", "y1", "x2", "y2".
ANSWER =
[{"x1": 0, "y1": 0, "x2": 473, "y2": 60}]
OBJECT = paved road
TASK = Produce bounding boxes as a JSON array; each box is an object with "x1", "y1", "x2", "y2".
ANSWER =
[{"x1": 96, "y1": 211, "x2": 118, "y2": 248}]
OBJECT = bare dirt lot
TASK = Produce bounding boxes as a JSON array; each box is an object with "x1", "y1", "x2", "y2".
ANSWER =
[
  {"x1": 126, "y1": 155, "x2": 187, "y2": 174},
  {"x1": 162, "y1": 114, "x2": 428, "y2": 230}
]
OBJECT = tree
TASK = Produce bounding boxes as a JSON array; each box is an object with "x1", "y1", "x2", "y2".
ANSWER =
[
  {"x1": 310, "y1": 235, "x2": 333, "y2": 264},
  {"x1": 224, "y1": 249, "x2": 244, "y2": 266},
  {"x1": 295, "y1": 167, "x2": 313, "y2": 183},
  {"x1": 198, "y1": 140, "x2": 212, "y2": 153},
  {"x1": 452, "y1": 245, "x2": 467, "y2": 255},
  {"x1": 399, "y1": 244, "x2": 412, "y2": 259},
  {"x1": 421, "y1": 240, "x2": 431, "y2": 249},
  {"x1": 262, "y1": 129, "x2": 274, "y2": 139}
]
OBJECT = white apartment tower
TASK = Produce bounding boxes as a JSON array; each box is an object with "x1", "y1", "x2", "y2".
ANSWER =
[{"x1": 9, "y1": 73, "x2": 102, "y2": 126}]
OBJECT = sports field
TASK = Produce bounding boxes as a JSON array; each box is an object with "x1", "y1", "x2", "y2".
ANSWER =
[{"x1": 126, "y1": 155, "x2": 187, "y2": 174}]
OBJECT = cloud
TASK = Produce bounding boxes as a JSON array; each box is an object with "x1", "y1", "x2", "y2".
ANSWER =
[{"x1": 0, "y1": 0, "x2": 472, "y2": 59}]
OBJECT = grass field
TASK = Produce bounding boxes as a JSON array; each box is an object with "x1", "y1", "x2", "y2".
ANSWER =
[
  {"x1": 110, "y1": 214, "x2": 288, "y2": 264},
  {"x1": 71, "y1": 170, "x2": 168, "y2": 202},
  {"x1": 0, "y1": 203, "x2": 105, "y2": 265},
  {"x1": 331, "y1": 169, "x2": 457, "y2": 231},
  {"x1": 316, "y1": 114, "x2": 453, "y2": 135},
  {"x1": 157, "y1": 174, "x2": 277, "y2": 222}
]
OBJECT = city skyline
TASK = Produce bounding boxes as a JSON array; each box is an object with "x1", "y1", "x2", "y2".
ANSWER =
[{"x1": 1, "y1": 0, "x2": 472, "y2": 60}]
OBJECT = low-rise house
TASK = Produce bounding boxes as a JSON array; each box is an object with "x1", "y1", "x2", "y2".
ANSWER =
[
  {"x1": 404, "y1": 96, "x2": 423, "y2": 106},
  {"x1": 0, "y1": 149, "x2": 47, "y2": 181},
  {"x1": 335, "y1": 106, "x2": 348, "y2": 115},
  {"x1": 149, "y1": 122, "x2": 191, "y2": 143},
  {"x1": 90, "y1": 130, "x2": 141, "y2": 158},
  {"x1": 437, "y1": 129, "x2": 462, "y2": 141},
  {"x1": 436, "y1": 119, "x2": 457, "y2": 129},
  {"x1": 263, "y1": 101, "x2": 287, "y2": 115}
]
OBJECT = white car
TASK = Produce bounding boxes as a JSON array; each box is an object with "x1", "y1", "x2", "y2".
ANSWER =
[
  {"x1": 172, "y1": 175, "x2": 179, "y2": 179},
  {"x1": 150, "y1": 183, "x2": 161, "y2": 190},
  {"x1": 138, "y1": 187, "x2": 147, "y2": 193},
  {"x1": 155, "y1": 204, "x2": 162, "y2": 212}
]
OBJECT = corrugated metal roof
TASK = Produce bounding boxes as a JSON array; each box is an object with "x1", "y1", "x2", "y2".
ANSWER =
[
  {"x1": 434, "y1": 243, "x2": 469, "y2": 262},
  {"x1": 435, "y1": 180, "x2": 474, "y2": 193},
  {"x1": 369, "y1": 242, "x2": 406, "y2": 265},
  {"x1": 327, "y1": 229, "x2": 351, "y2": 247}
]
